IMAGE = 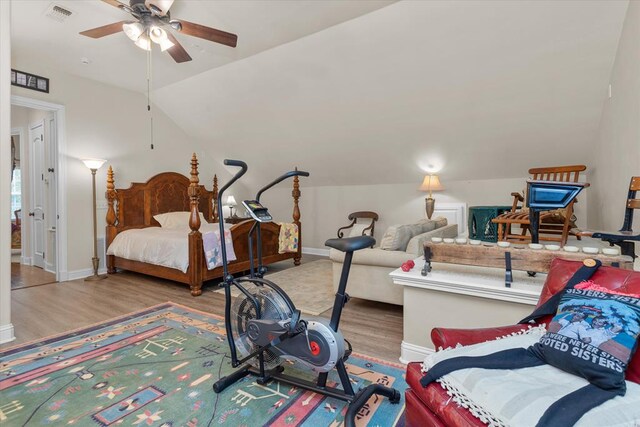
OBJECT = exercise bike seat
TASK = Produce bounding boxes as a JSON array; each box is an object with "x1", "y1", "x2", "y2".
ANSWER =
[{"x1": 325, "y1": 236, "x2": 375, "y2": 253}]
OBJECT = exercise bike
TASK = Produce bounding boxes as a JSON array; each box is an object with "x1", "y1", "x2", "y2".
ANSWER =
[{"x1": 212, "y1": 160, "x2": 400, "y2": 427}]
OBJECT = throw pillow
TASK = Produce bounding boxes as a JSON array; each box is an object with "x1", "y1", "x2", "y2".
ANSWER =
[
  {"x1": 530, "y1": 280, "x2": 640, "y2": 392},
  {"x1": 379, "y1": 223, "x2": 422, "y2": 251},
  {"x1": 348, "y1": 224, "x2": 371, "y2": 237},
  {"x1": 154, "y1": 211, "x2": 207, "y2": 229},
  {"x1": 417, "y1": 217, "x2": 447, "y2": 232}
]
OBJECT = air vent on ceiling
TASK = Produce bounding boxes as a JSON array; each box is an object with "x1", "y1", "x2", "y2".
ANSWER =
[{"x1": 45, "y1": 4, "x2": 73, "y2": 22}]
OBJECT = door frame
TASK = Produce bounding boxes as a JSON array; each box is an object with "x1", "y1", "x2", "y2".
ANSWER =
[
  {"x1": 10, "y1": 126, "x2": 25, "y2": 262},
  {"x1": 11, "y1": 95, "x2": 66, "y2": 282}
]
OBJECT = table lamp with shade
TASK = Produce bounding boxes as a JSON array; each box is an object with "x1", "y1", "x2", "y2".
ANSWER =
[
  {"x1": 226, "y1": 195, "x2": 238, "y2": 218},
  {"x1": 419, "y1": 174, "x2": 444, "y2": 219},
  {"x1": 81, "y1": 158, "x2": 108, "y2": 281}
]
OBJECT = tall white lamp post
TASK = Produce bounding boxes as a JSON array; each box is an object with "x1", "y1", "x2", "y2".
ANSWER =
[{"x1": 82, "y1": 158, "x2": 107, "y2": 281}]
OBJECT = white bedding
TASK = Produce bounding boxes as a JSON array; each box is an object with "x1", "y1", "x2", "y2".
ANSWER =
[{"x1": 106, "y1": 224, "x2": 231, "y2": 273}]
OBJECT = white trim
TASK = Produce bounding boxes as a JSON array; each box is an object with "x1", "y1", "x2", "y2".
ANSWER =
[
  {"x1": 21, "y1": 256, "x2": 32, "y2": 265},
  {"x1": 0, "y1": 322, "x2": 15, "y2": 344},
  {"x1": 11, "y1": 127, "x2": 24, "y2": 258},
  {"x1": 65, "y1": 267, "x2": 108, "y2": 281},
  {"x1": 390, "y1": 258, "x2": 542, "y2": 306},
  {"x1": 302, "y1": 247, "x2": 329, "y2": 257},
  {"x1": 400, "y1": 340, "x2": 434, "y2": 364},
  {"x1": 29, "y1": 119, "x2": 45, "y2": 269},
  {"x1": 45, "y1": 262, "x2": 55, "y2": 273},
  {"x1": 11, "y1": 95, "x2": 66, "y2": 283},
  {"x1": 433, "y1": 202, "x2": 467, "y2": 236}
]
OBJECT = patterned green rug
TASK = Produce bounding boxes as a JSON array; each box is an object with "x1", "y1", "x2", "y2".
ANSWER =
[{"x1": 0, "y1": 302, "x2": 406, "y2": 426}]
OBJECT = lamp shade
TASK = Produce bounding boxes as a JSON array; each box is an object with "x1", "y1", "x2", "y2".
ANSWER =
[
  {"x1": 149, "y1": 26, "x2": 168, "y2": 44},
  {"x1": 123, "y1": 22, "x2": 144, "y2": 41},
  {"x1": 226, "y1": 195, "x2": 237, "y2": 206},
  {"x1": 82, "y1": 158, "x2": 107, "y2": 170},
  {"x1": 419, "y1": 175, "x2": 444, "y2": 192},
  {"x1": 134, "y1": 33, "x2": 151, "y2": 51}
]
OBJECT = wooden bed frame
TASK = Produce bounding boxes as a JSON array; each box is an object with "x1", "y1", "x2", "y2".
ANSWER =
[{"x1": 105, "y1": 154, "x2": 302, "y2": 296}]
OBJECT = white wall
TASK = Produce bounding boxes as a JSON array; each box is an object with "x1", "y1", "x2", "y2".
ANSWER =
[
  {"x1": 589, "y1": 2, "x2": 640, "y2": 235},
  {"x1": 9, "y1": 61, "x2": 226, "y2": 276},
  {"x1": 262, "y1": 176, "x2": 589, "y2": 249},
  {"x1": 1, "y1": 0, "x2": 14, "y2": 343}
]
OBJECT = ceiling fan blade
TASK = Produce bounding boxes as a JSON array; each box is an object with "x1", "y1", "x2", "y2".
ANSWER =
[
  {"x1": 145, "y1": 0, "x2": 174, "y2": 16},
  {"x1": 165, "y1": 32, "x2": 192, "y2": 63},
  {"x1": 177, "y1": 20, "x2": 237, "y2": 48},
  {"x1": 79, "y1": 21, "x2": 128, "y2": 38}
]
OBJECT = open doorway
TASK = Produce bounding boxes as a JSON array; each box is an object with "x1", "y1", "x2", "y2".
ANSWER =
[{"x1": 10, "y1": 100, "x2": 61, "y2": 289}]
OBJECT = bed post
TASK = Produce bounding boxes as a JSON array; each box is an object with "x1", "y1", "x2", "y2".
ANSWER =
[
  {"x1": 212, "y1": 174, "x2": 219, "y2": 223},
  {"x1": 188, "y1": 153, "x2": 204, "y2": 296},
  {"x1": 105, "y1": 166, "x2": 117, "y2": 274},
  {"x1": 293, "y1": 168, "x2": 302, "y2": 266}
]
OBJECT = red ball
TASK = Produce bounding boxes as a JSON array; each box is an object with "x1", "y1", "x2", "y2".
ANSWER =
[
  {"x1": 401, "y1": 262, "x2": 411, "y2": 272},
  {"x1": 407, "y1": 260, "x2": 415, "y2": 268}
]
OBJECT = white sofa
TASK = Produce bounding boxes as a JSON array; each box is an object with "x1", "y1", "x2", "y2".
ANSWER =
[{"x1": 329, "y1": 217, "x2": 458, "y2": 305}]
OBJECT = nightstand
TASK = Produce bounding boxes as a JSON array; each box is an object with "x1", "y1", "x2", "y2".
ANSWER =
[{"x1": 225, "y1": 216, "x2": 247, "y2": 225}]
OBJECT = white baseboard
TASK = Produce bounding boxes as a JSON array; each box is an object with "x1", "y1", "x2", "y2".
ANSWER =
[
  {"x1": 302, "y1": 247, "x2": 329, "y2": 257},
  {"x1": 65, "y1": 267, "x2": 108, "y2": 281},
  {"x1": 21, "y1": 256, "x2": 32, "y2": 265},
  {"x1": 400, "y1": 340, "x2": 434, "y2": 364},
  {"x1": 0, "y1": 323, "x2": 16, "y2": 344},
  {"x1": 45, "y1": 262, "x2": 55, "y2": 274}
]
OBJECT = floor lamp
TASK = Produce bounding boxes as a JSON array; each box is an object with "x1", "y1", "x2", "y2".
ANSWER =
[{"x1": 82, "y1": 158, "x2": 107, "y2": 281}]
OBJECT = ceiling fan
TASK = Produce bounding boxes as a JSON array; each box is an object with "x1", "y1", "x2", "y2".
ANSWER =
[{"x1": 79, "y1": 0, "x2": 238, "y2": 63}]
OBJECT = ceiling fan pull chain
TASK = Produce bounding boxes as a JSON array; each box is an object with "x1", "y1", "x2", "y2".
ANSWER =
[{"x1": 147, "y1": 43, "x2": 154, "y2": 150}]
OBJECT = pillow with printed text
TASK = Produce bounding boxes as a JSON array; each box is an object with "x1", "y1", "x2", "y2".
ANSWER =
[{"x1": 530, "y1": 281, "x2": 640, "y2": 392}]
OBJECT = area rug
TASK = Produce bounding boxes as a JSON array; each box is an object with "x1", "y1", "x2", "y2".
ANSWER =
[
  {"x1": 0, "y1": 302, "x2": 406, "y2": 426},
  {"x1": 215, "y1": 259, "x2": 335, "y2": 316}
]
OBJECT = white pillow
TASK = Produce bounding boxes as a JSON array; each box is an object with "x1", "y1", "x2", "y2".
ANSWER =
[
  {"x1": 348, "y1": 223, "x2": 371, "y2": 237},
  {"x1": 154, "y1": 211, "x2": 208, "y2": 229}
]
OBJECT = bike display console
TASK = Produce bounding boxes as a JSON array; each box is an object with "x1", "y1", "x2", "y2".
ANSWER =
[{"x1": 242, "y1": 200, "x2": 273, "y2": 223}]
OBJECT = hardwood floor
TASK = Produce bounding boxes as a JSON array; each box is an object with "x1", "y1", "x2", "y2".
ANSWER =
[
  {"x1": 2, "y1": 257, "x2": 404, "y2": 362},
  {"x1": 11, "y1": 263, "x2": 57, "y2": 289}
]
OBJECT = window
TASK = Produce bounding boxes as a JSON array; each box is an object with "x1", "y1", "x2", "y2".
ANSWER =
[{"x1": 11, "y1": 168, "x2": 21, "y2": 218}]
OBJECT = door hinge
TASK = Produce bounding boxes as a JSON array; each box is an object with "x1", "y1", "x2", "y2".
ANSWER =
[{"x1": 43, "y1": 251, "x2": 45, "y2": 260}]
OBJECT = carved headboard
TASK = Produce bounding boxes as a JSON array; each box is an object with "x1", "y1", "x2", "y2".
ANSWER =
[{"x1": 106, "y1": 169, "x2": 219, "y2": 232}]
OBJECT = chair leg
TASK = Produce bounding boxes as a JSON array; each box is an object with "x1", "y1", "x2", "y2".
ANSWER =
[{"x1": 497, "y1": 223, "x2": 504, "y2": 241}]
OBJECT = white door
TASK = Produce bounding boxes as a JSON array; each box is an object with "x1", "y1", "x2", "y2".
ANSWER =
[{"x1": 30, "y1": 122, "x2": 46, "y2": 269}]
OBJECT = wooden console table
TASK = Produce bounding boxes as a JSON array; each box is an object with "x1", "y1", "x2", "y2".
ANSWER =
[{"x1": 424, "y1": 242, "x2": 633, "y2": 273}]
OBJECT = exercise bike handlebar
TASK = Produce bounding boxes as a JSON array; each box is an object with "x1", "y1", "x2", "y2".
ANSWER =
[
  {"x1": 256, "y1": 170, "x2": 310, "y2": 202},
  {"x1": 218, "y1": 159, "x2": 248, "y2": 280}
]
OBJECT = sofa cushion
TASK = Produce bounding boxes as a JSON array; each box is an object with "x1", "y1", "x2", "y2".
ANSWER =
[
  {"x1": 531, "y1": 281, "x2": 640, "y2": 392},
  {"x1": 329, "y1": 247, "x2": 410, "y2": 269},
  {"x1": 420, "y1": 327, "x2": 640, "y2": 426},
  {"x1": 379, "y1": 218, "x2": 447, "y2": 251}
]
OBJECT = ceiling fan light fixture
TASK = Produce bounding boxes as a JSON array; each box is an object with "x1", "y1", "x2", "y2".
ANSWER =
[
  {"x1": 149, "y1": 26, "x2": 167, "y2": 44},
  {"x1": 134, "y1": 34, "x2": 152, "y2": 51},
  {"x1": 123, "y1": 22, "x2": 144, "y2": 41},
  {"x1": 169, "y1": 20, "x2": 182, "y2": 31}
]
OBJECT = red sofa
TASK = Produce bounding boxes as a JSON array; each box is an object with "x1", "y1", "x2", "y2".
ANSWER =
[{"x1": 405, "y1": 258, "x2": 640, "y2": 426}]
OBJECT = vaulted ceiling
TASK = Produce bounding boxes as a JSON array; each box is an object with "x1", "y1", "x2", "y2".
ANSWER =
[{"x1": 11, "y1": 0, "x2": 629, "y2": 188}]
